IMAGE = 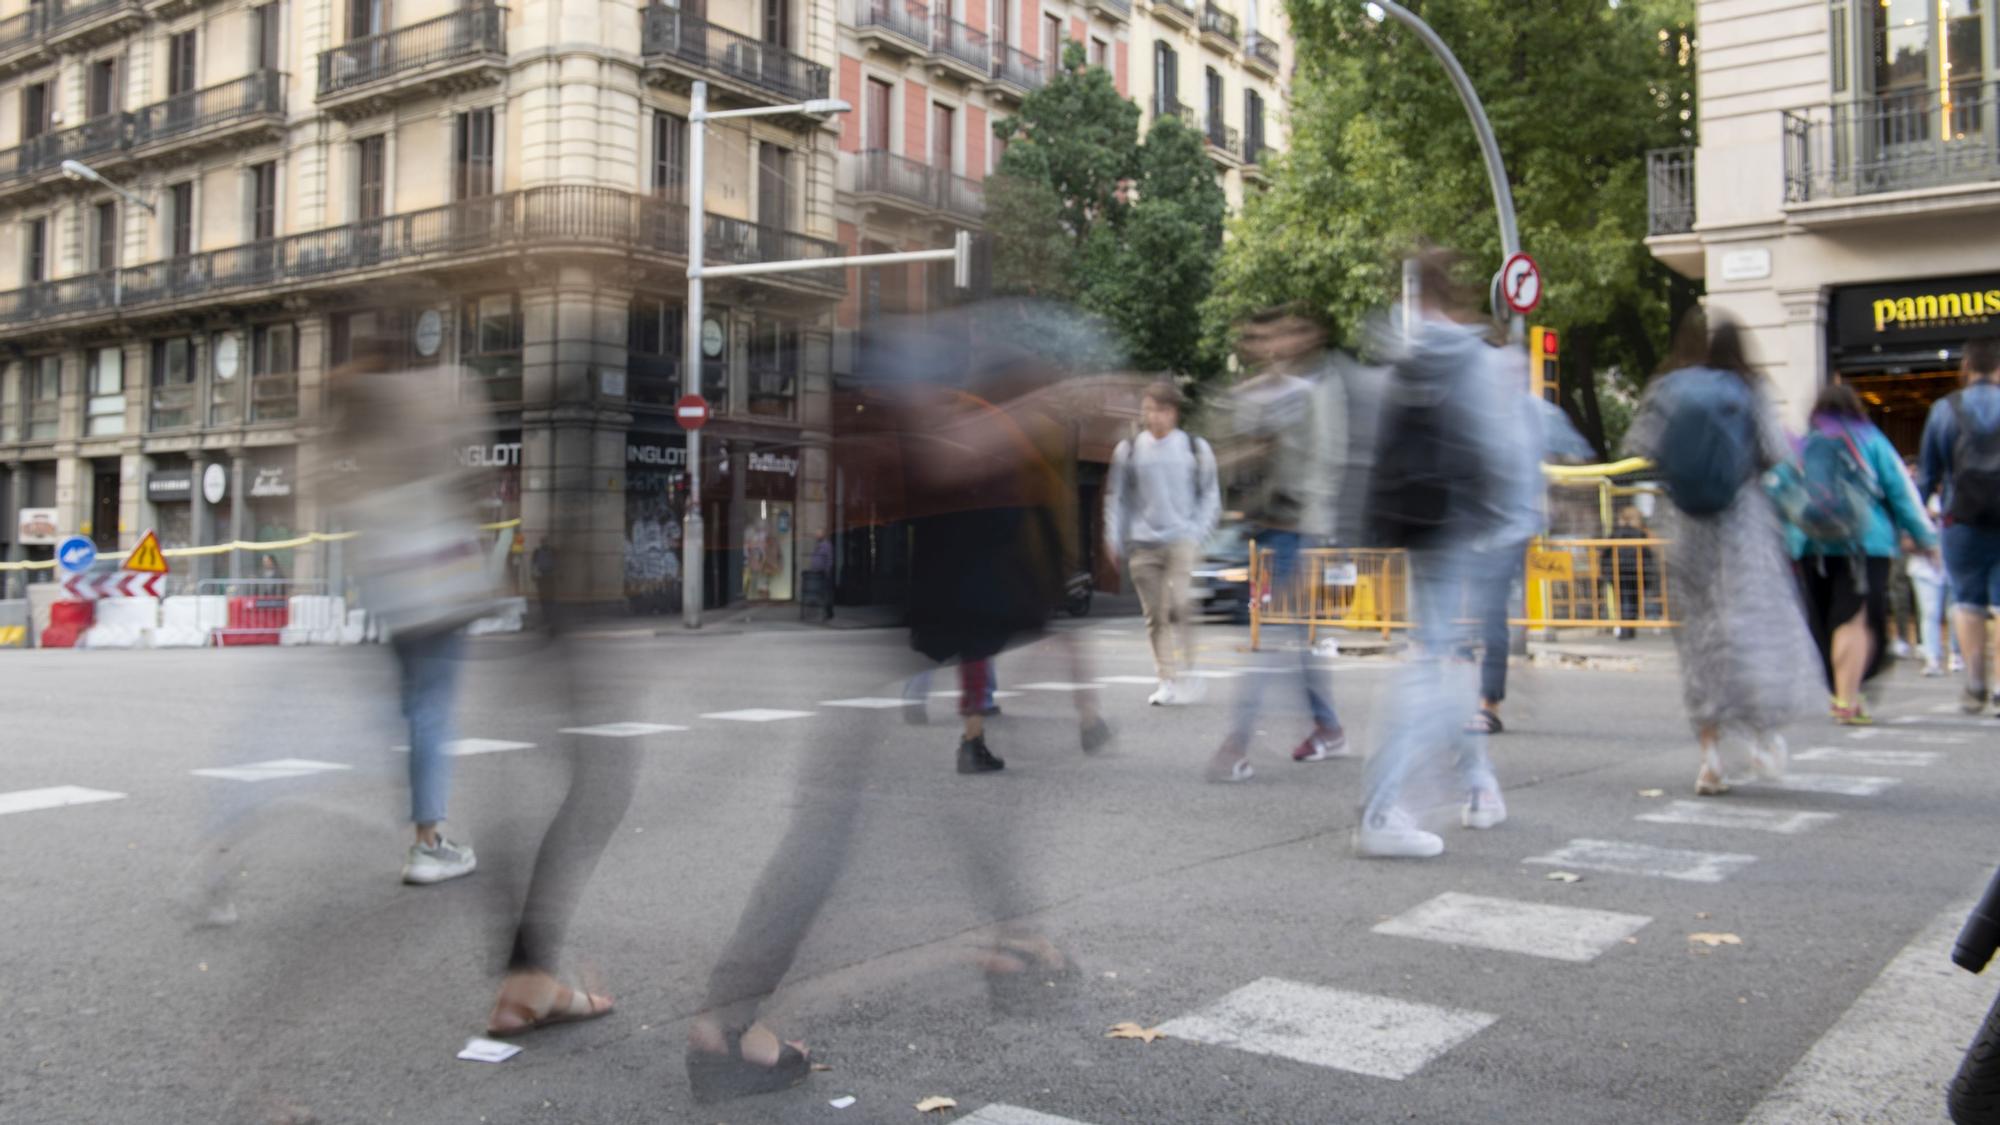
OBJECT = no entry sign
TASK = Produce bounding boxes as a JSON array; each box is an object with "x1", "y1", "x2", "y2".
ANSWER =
[{"x1": 676, "y1": 394, "x2": 710, "y2": 431}]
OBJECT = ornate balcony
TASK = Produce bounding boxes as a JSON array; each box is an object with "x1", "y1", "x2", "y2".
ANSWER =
[
  {"x1": 936, "y1": 172, "x2": 984, "y2": 219},
  {"x1": 1151, "y1": 0, "x2": 1196, "y2": 31},
  {"x1": 851, "y1": 149, "x2": 937, "y2": 215},
  {"x1": 1204, "y1": 117, "x2": 1241, "y2": 166},
  {"x1": 986, "y1": 42, "x2": 1044, "y2": 101},
  {"x1": 0, "y1": 113, "x2": 132, "y2": 203},
  {"x1": 854, "y1": 0, "x2": 929, "y2": 59},
  {"x1": 642, "y1": 6, "x2": 831, "y2": 110},
  {"x1": 1783, "y1": 83, "x2": 2000, "y2": 217},
  {"x1": 1244, "y1": 30, "x2": 1279, "y2": 75},
  {"x1": 317, "y1": 4, "x2": 507, "y2": 120},
  {"x1": 0, "y1": 186, "x2": 843, "y2": 333},
  {"x1": 1646, "y1": 146, "x2": 1694, "y2": 236},
  {"x1": 928, "y1": 12, "x2": 989, "y2": 85},
  {"x1": 131, "y1": 71, "x2": 286, "y2": 157},
  {"x1": 0, "y1": 7, "x2": 47, "y2": 79},
  {"x1": 1199, "y1": 3, "x2": 1238, "y2": 52},
  {"x1": 44, "y1": 0, "x2": 143, "y2": 52}
]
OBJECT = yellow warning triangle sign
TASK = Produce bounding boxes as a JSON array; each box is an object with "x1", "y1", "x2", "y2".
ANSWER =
[{"x1": 124, "y1": 529, "x2": 168, "y2": 573}]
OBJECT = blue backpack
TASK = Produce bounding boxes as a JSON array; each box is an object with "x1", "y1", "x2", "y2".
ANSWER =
[
  {"x1": 1654, "y1": 368, "x2": 1758, "y2": 517},
  {"x1": 1787, "y1": 425, "x2": 1878, "y2": 548}
]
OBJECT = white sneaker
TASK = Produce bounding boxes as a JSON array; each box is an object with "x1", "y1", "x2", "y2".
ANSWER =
[
  {"x1": 403, "y1": 836, "x2": 477, "y2": 885},
  {"x1": 1354, "y1": 807, "x2": 1444, "y2": 858},
  {"x1": 1461, "y1": 789, "x2": 1507, "y2": 830},
  {"x1": 1147, "y1": 680, "x2": 1177, "y2": 706},
  {"x1": 1924, "y1": 661, "x2": 1944, "y2": 678},
  {"x1": 1175, "y1": 676, "x2": 1209, "y2": 703},
  {"x1": 1751, "y1": 733, "x2": 1789, "y2": 780},
  {"x1": 1892, "y1": 640, "x2": 1912, "y2": 659}
]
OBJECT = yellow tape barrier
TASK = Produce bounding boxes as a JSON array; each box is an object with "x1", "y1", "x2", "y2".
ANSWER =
[{"x1": 0, "y1": 519, "x2": 523, "y2": 572}]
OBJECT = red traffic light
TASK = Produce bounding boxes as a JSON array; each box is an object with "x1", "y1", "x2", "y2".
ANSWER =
[{"x1": 1541, "y1": 328, "x2": 1559, "y2": 356}]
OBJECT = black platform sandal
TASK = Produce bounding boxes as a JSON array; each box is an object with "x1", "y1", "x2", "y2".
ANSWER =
[{"x1": 685, "y1": 1029, "x2": 812, "y2": 1105}]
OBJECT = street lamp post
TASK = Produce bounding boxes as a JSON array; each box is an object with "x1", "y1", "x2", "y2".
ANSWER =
[
  {"x1": 680, "y1": 81, "x2": 973, "y2": 629},
  {"x1": 1365, "y1": 1, "x2": 1524, "y2": 342},
  {"x1": 60, "y1": 160, "x2": 155, "y2": 312}
]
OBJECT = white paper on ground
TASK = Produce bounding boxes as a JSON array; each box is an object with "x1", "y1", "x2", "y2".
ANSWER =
[
  {"x1": 830, "y1": 1095, "x2": 857, "y2": 1108},
  {"x1": 457, "y1": 1037, "x2": 522, "y2": 1063}
]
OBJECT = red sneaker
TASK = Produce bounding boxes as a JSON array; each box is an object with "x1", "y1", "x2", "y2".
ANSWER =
[{"x1": 1293, "y1": 726, "x2": 1351, "y2": 762}]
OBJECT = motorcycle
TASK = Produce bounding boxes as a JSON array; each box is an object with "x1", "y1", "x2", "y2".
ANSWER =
[{"x1": 1949, "y1": 865, "x2": 2000, "y2": 1122}]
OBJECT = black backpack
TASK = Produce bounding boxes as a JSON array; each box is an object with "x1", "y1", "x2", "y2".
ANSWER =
[
  {"x1": 1366, "y1": 367, "x2": 1487, "y2": 548},
  {"x1": 1948, "y1": 392, "x2": 2000, "y2": 528}
]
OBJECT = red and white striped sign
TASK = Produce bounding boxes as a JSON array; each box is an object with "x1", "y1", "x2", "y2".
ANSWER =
[
  {"x1": 676, "y1": 394, "x2": 710, "y2": 431},
  {"x1": 62, "y1": 572, "x2": 162, "y2": 600}
]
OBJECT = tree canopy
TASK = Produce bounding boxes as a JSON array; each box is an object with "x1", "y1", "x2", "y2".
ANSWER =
[{"x1": 1208, "y1": 0, "x2": 1696, "y2": 454}]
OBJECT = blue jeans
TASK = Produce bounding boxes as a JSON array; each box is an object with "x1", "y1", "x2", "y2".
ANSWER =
[
  {"x1": 1363, "y1": 548, "x2": 1498, "y2": 822},
  {"x1": 1230, "y1": 531, "x2": 1338, "y2": 742},
  {"x1": 1944, "y1": 525, "x2": 2000, "y2": 611},
  {"x1": 1471, "y1": 542, "x2": 1527, "y2": 705},
  {"x1": 394, "y1": 629, "x2": 465, "y2": 826}
]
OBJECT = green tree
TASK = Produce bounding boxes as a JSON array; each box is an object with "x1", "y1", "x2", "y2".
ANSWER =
[
  {"x1": 1209, "y1": 0, "x2": 1696, "y2": 455},
  {"x1": 991, "y1": 42, "x2": 1229, "y2": 379}
]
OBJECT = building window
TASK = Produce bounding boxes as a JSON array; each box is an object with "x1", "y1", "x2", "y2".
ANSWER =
[
  {"x1": 747, "y1": 315, "x2": 799, "y2": 419},
  {"x1": 1154, "y1": 43, "x2": 1179, "y2": 112},
  {"x1": 460, "y1": 293, "x2": 522, "y2": 405},
  {"x1": 865, "y1": 78, "x2": 892, "y2": 152},
  {"x1": 1244, "y1": 88, "x2": 1265, "y2": 160},
  {"x1": 1090, "y1": 36, "x2": 1107, "y2": 68},
  {"x1": 627, "y1": 296, "x2": 683, "y2": 406},
  {"x1": 167, "y1": 31, "x2": 197, "y2": 97},
  {"x1": 87, "y1": 57, "x2": 119, "y2": 118},
  {"x1": 250, "y1": 322, "x2": 298, "y2": 422},
  {"x1": 93, "y1": 201, "x2": 118, "y2": 273},
  {"x1": 253, "y1": 3, "x2": 282, "y2": 70},
  {"x1": 758, "y1": 142, "x2": 793, "y2": 229},
  {"x1": 931, "y1": 104, "x2": 955, "y2": 171},
  {"x1": 652, "y1": 111, "x2": 688, "y2": 200},
  {"x1": 1044, "y1": 14, "x2": 1062, "y2": 66},
  {"x1": 150, "y1": 336, "x2": 198, "y2": 430},
  {"x1": 764, "y1": 0, "x2": 789, "y2": 47},
  {"x1": 249, "y1": 162, "x2": 278, "y2": 241},
  {"x1": 454, "y1": 108, "x2": 495, "y2": 199},
  {"x1": 330, "y1": 308, "x2": 406, "y2": 368},
  {"x1": 1206, "y1": 66, "x2": 1223, "y2": 134},
  {"x1": 168, "y1": 182, "x2": 194, "y2": 257},
  {"x1": 355, "y1": 135, "x2": 386, "y2": 221},
  {"x1": 348, "y1": 0, "x2": 384, "y2": 41},
  {"x1": 1831, "y1": 0, "x2": 1848, "y2": 94},
  {"x1": 25, "y1": 217, "x2": 46, "y2": 283},
  {"x1": 85, "y1": 347, "x2": 124, "y2": 436},
  {"x1": 22, "y1": 81, "x2": 50, "y2": 140},
  {"x1": 27, "y1": 355, "x2": 60, "y2": 441},
  {"x1": 209, "y1": 331, "x2": 242, "y2": 426}
]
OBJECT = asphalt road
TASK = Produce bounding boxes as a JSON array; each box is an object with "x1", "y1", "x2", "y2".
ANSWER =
[{"x1": 4, "y1": 618, "x2": 1998, "y2": 1125}]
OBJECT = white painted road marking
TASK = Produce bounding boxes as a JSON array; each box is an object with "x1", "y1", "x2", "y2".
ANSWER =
[
  {"x1": 1893, "y1": 715, "x2": 1991, "y2": 728},
  {"x1": 701, "y1": 709, "x2": 816, "y2": 723},
  {"x1": 818, "y1": 697, "x2": 922, "y2": 709},
  {"x1": 1525, "y1": 838, "x2": 1757, "y2": 884},
  {"x1": 928, "y1": 690, "x2": 1023, "y2": 700},
  {"x1": 1371, "y1": 892, "x2": 1650, "y2": 963},
  {"x1": 1157, "y1": 977, "x2": 1496, "y2": 1080},
  {"x1": 1016, "y1": 682, "x2": 1106, "y2": 692},
  {"x1": 1743, "y1": 899, "x2": 1986, "y2": 1124},
  {"x1": 393, "y1": 739, "x2": 537, "y2": 757},
  {"x1": 1636, "y1": 800, "x2": 1838, "y2": 836},
  {"x1": 1794, "y1": 747, "x2": 1941, "y2": 768},
  {"x1": 0, "y1": 786, "x2": 127, "y2": 816},
  {"x1": 959, "y1": 1106, "x2": 1098, "y2": 1125},
  {"x1": 1760, "y1": 772, "x2": 1901, "y2": 797},
  {"x1": 1094, "y1": 676, "x2": 1161, "y2": 685},
  {"x1": 193, "y1": 758, "x2": 354, "y2": 782},
  {"x1": 559, "y1": 723, "x2": 688, "y2": 737}
]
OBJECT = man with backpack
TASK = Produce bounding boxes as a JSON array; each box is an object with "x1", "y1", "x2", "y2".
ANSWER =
[
  {"x1": 1105, "y1": 381, "x2": 1221, "y2": 707},
  {"x1": 1355, "y1": 251, "x2": 1513, "y2": 858},
  {"x1": 1203, "y1": 306, "x2": 1352, "y2": 782},
  {"x1": 1920, "y1": 335, "x2": 2000, "y2": 713}
]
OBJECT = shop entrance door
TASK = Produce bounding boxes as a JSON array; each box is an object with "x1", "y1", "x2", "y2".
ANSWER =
[{"x1": 91, "y1": 461, "x2": 120, "y2": 551}]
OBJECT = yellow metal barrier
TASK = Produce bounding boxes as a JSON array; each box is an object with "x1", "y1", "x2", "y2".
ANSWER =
[{"x1": 0, "y1": 519, "x2": 523, "y2": 572}]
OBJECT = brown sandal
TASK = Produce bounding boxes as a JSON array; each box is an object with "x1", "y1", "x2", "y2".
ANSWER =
[{"x1": 486, "y1": 983, "x2": 615, "y2": 1038}]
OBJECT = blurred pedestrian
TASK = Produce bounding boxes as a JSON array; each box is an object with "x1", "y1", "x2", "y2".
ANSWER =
[
  {"x1": 1105, "y1": 381, "x2": 1220, "y2": 706},
  {"x1": 1626, "y1": 314, "x2": 1821, "y2": 795},
  {"x1": 1597, "y1": 505, "x2": 1656, "y2": 640},
  {"x1": 1918, "y1": 335, "x2": 2000, "y2": 713},
  {"x1": 807, "y1": 532, "x2": 834, "y2": 621},
  {"x1": 1780, "y1": 383, "x2": 1935, "y2": 724},
  {"x1": 1464, "y1": 338, "x2": 1543, "y2": 736},
  {"x1": 256, "y1": 553, "x2": 284, "y2": 581},
  {"x1": 1907, "y1": 530, "x2": 1949, "y2": 676},
  {"x1": 1353, "y1": 251, "x2": 1512, "y2": 858},
  {"x1": 531, "y1": 537, "x2": 558, "y2": 631},
  {"x1": 1207, "y1": 305, "x2": 1350, "y2": 782}
]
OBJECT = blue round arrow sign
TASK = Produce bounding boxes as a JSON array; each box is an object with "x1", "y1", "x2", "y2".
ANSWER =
[{"x1": 56, "y1": 535, "x2": 96, "y2": 574}]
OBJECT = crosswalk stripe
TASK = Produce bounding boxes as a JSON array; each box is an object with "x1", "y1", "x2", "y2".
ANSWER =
[
  {"x1": 818, "y1": 698, "x2": 922, "y2": 709},
  {"x1": 1759, "y1": 772, "x2": 1901, "y2": 797},
  {"x1": 193, "y1": 758, "x2": 353, "y2": 782},
  {"x1": 1094, "y1": 676, "x2": 1161, "y2": 685},
  {"x1": 959, "y1": 1106, "x2": 1098, "y2": 1125},
  {"x1": 1635, "y1": 800, "x2": 1838, "y2": 836},
  {"x1": 701, "y1": 709, "x2": 816, "y2": 722},
  {"x1": 1015, "y1": 682, "x2": 1107, "y2": 692},
  {"x1": 1742, "y1": 898, "x2": 1988, "y2": 1123},
  {"x1": 928, "y1": 690, "x2": 1023, "y2": 699},
  {"x1": 1157, "y1": 977, "x2": 1496, "y2": 1080},
  {"x1": 1793, "y1": 747, "x2": 1941, "y2": 768},
  {"x1": 1525, "y1": 838, "x2": 1757, "y2": 883},
  {"x1": 559, "y1": 723, "x2": 688, "y2": 737},
  {"x1": 1372, "y1": 892, "x2": 1650, "y2": 962},
  {"x1": 0, "y1": 786, "x2": 127, "y2": 816},
  {"x1": 392, "y1": 739, "x2": 536, "y2": 757}
]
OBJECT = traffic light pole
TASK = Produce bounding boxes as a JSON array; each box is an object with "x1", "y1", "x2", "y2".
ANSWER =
[{"x1": 1370, "y1": 0, "x2": 1523, "y2": 343}]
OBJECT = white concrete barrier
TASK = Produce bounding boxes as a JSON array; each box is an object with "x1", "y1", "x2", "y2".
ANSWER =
[
  {"x1": 80, "y1": 597, "x2": 160, "y2": 648},
  {"x1": 281, "y1": 596, "x2": 349, "y2": 645}
]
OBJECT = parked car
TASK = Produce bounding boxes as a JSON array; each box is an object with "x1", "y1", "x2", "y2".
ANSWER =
[{"x1": 1189, "y1": 523, "x2": 1254, "y2": 623}]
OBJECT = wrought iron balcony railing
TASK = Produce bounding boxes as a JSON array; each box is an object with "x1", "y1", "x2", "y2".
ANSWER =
[
  {"x1": 854, "y1": 0, "x2": 930, "y2": 48},
  {"x1": 132, "y1": 71, "x2": 285, "y2": 147},
  {"x1": 1152, "y1": 0, "x2": 1196, "y2": 24},
  {"x1": 1199, "y1": 3, "x2": 1238, "y2": 44},
  {"x1": 318, "y1": 4, "x2": 506, "y2": 99},
  {"x1": 1086, "y1": 0, "x2": 1131, "y2": 18},
  {"x1": 642, "y1": 6, "x2": 832, "y2": 104},
  {"x1": 1205, "y1": 118, "x2": 1240, "y2": 158},
  {"x1": 0, "y1": 112, "x2": 130, "y2": 186},
  {"x1": 854, "y1": 149, "x2": 938, "y2": 208},
  {"x1": 931, "y1": 12, "x2": 989, "y2": 74},
  {"x1": 990, "y1": 42, "x2": 1044, "y2": 92},
  {"x1": 937, "y1": 172, "x2": 984, "y2": 218},
  {"x1": 1783, "y1": 83, "x2": 2000, "y2": 204},
  {"x1": 1646, "y1": 146, "x2": 1694, "y2": 235},
  {"x1": 0, "y1": 7, "x2": 44, "y2": 55},
  {"x1": 0, "y1": 186, "x2": 842, "y2": 328},
  {"x1": 1245, "y1": 30, "x2": 1279, "y2": 70}
]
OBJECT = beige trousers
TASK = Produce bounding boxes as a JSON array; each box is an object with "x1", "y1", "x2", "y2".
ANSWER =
[{"x1": 1128, "y1": 540, "x2": 1200, "y2": 681}]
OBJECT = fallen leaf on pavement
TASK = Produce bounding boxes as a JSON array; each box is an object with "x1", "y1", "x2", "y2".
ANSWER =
[
  {"x1": 1689, "y1": 932, "x2": 1742, "y2": 947},
  {"x1": 1106, "y1": 1022, "x2": 1166, "y2": 1043},
  {"x1": 1545, "y1": 872, "x2": 1583, "y2": 883},
  {"x1": 1696, "y1": 911, "x2": 1711, "y2": 919},
  {"x1": 915, "y1": 1096, "x2": 958, "y2": 1113},
  {"x1": 810, "y1": 1063, "x2": 833, "y2": 1072},
  {"x1": 829, "y1": 1095, "x2": 856, "y2": 1109},
  {"x1": 1637, "y1": 788, "x2": 1665, "y2": 798}
]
